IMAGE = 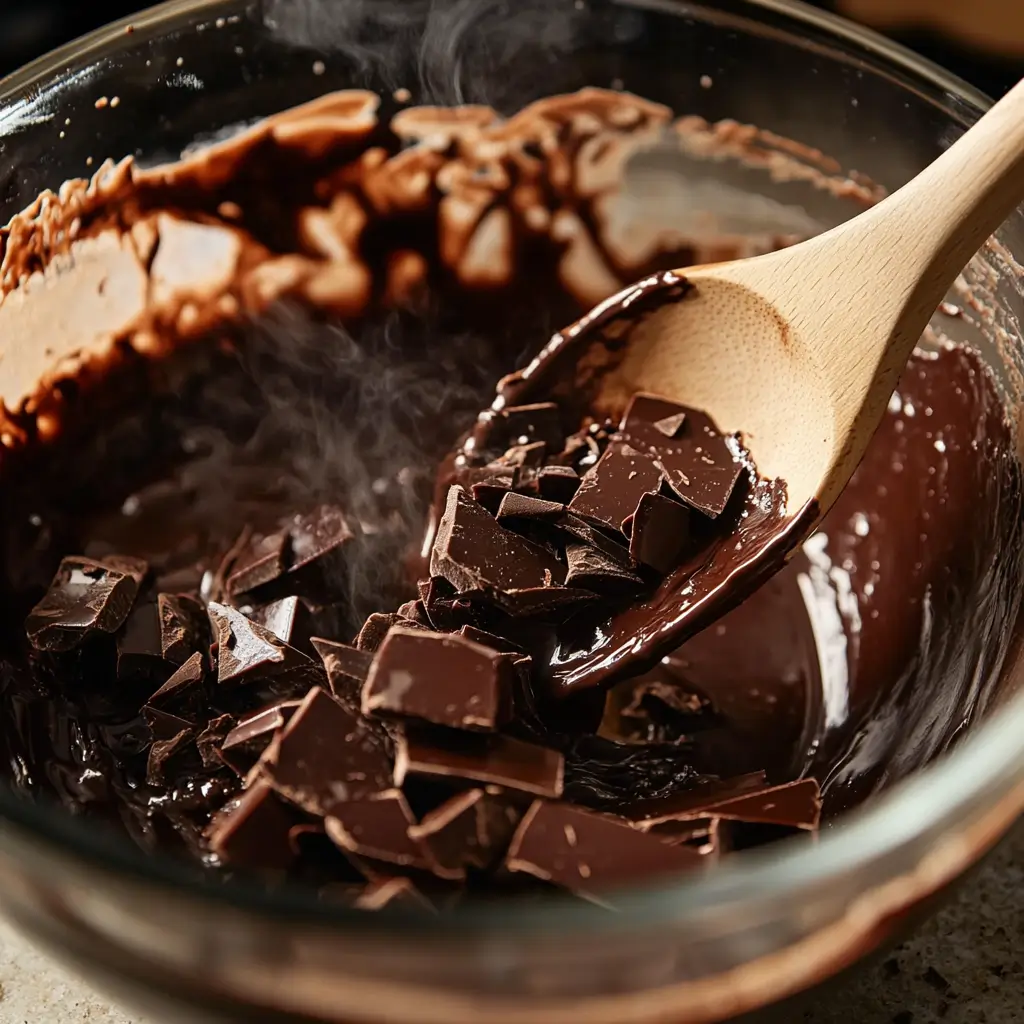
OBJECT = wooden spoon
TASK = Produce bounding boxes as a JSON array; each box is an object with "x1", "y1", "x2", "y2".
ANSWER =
[{"x1": 466, "y1": 79, "x2": 1024, "y2": 692}]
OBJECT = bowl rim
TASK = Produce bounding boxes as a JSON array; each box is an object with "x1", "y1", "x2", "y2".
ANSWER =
[{"x1": 0, "y1": 0, "x2": 1019, "y2": 937}]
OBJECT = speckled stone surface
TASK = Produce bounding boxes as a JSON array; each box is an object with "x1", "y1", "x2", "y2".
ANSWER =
[{"x1": 0, "y1": 820, "x2": 1020, "y2": 1024}]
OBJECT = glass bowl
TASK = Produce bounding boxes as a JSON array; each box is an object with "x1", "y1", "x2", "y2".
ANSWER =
[{"x1": 0, "y1": 1, "x2": 1023, "y2": 1021}]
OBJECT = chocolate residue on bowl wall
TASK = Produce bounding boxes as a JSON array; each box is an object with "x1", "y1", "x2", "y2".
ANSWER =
[{"x1": 0, "y1": 88, "x2": 1020, "y2": 897}]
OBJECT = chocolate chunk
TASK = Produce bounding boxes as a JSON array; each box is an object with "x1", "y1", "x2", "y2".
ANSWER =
[
  {"x1": 537, "y1": 465, "x2": 580, "y2": 503},
  {"x1": 362, "y1": 626, "x2": 513, "y2": 732},
  {"x1": 158, "y1": 593, "x2": 208, "y2": 665},
  {"x1": 394, "y1": 725, "x2": 563, "y2": 798},
  {"x1": 568, "y1": 442, "x2": 663, "y2": 535},
  {"x1": 324, "y1": 789, "x2": 433, "y2": 869},
  {"x1": 356, "y1": 612, "x2": 401, "y2": 652},
  {"x1": 196, "y1": 713, "x2": 237, "y2": 768},
  {"x1": 226, "y1": 530, "x2": 289, "y2": 597},
  {"x1": 260, "y1": 686, "x2": 393, "y2": 815},
  {"x1": 625, "y1": 492, "x2": 692, "y2": 574},
  {"x1": 484, "y1": 402, "x2": 564, "y2": 452},
  {"x1": 457, "y1": 625, "x2": 525, "y2": 655},
  {"x1": 430, "y1": 486, "x2": 568, "y2": 606},
  {"x1": 311, "y1": 637, "x2": 374, "y2": 702},
  {"x1": 501, "y1": 440, "x2": 548, "y2": 468},
  {"x1": 206, "y1": 778, "x2": 296, "y2": 870},
  {"x1": 148, "y1": 651, "x2": 206, "y2": 710},
  {"x1": 621, "y1": 393, "x2": 688, "y2": 438},
  {"x1": 143, "y1": 706, "x2": 194, "y2": 741},
  {"x1": 626, "y1": 772, "x2": 770, "y2": 830},
  {"x1": 26, "y1": 555, "x2": 148, "y2": 652},
  {"x1": 408, "y1": 788, "x2": 522, "y2": 877},
  {"x1": 564, "y1": 543, "x2": 645, "y2": 595},
  {"x1": 208, "y1": 602, "x2": 322, "y2": 689},
  {"x1": 693, "y1": 778, "x2": 821, "y2": 829},
  {"x1": 420, "y1": 579, "x2": 482, "y2": 632},
  {"x1": 250, "y1": 596, "x2": 304, "y2": 646},
  {"x1": 397, "y1": 598, "x2": 430, "y2": 625},
  {"x1": 506, "y1": 800, "x2": 703, "y2": 898},
  {"x1": 146, "y1": 727, "x2": 194, "y2": 786},
  {"x1": 222, "y1": 699, "x2": 303, "y2": 762},
  {"x1": 354, "y1": 876, "x2": 434, "y2": 912},
  {"x1": 116, "y1": 599, "x2": 164, "y2": 678},
  {"x1": 462, "y1": 465, "x2": 517, "y2": 512},
  {"x1": 288, "y1": 504, "x2": 356, "y2": 576},
  {"x1": 495, "y1": 492, "x2": 566, "y2": 524}
]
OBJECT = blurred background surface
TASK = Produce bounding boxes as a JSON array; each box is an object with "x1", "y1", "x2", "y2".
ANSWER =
[{"x1": 0, "y1": 0, "x2": 1021, "y2": 98}]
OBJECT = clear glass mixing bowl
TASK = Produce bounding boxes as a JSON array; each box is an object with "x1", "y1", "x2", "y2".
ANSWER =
[{"x1": 0, "y1": 1, "x2": 1022, "y2": 1021}]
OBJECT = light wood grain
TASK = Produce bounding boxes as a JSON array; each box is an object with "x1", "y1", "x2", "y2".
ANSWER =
[{"x1": 605, "y1": 77, "x2": 1024, "y2": 519}]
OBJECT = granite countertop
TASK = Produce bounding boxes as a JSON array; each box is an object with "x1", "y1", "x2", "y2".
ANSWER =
[{"x1": 0, "y1": 820, "x2": 1020, "y2": 1024}]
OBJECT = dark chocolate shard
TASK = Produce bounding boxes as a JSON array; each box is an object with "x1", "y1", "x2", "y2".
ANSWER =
[
  {"x1": 206, "y1": 778, "x2": 296, "y2": 870},
  {"x1": 501, "y1": 440, "x2": 548, "y2": 469},
  {"x1": 311, "y1": 637, "x2": 374, "y2": 703},
  {"x1": 250, "y1": 596, "x2": 305, "y2": 646},
  {"x1": 222, "y1": 699, "x2": 303, "y2": 761},
  {"x1": 506, "y1": 800, "x2": 703, "y2": 898},
  {"x1": 397, "y1": 598, "x2": 431, "y2": 625},
  {"x1": 196, "y1": 713, "x2": 237, "y2": 768},
  {"x1": 625, "y1": 492, "x2": 692, "y2": 574},
  {"x1": 208, "y1": 602, "x2": 322, "y2": 689},
  {"x1": 356, "y1": 612, "x2": 401, "y2": 652},
  {"x1": 260, "y1": 686, "x2": 393, "y2": 815},
  {"x1": 148, "y1": 651, "x2": 206, "y2": 710},
  {"x1": 484, "y1": 402, "x2": 564, "y2": 452},
  {"x1": 462, "y1": 464, "x2": 517, "y2": 512},
  {"x1": 408, "y1": 788, "x2": 523, "y2": 878},
  {"x1": 225, "y1": 530, "x2": 289, "y2": 597},
  {"x1": 564, "y1": 543, "x2": 645, "y2": 595},
  {"x1": 324, "y1": 789, "x2": 433, "y2": 869},
  {"x1": 626, "y1": 772, "x2": 770, "y2": 830},
  {"x1": 495, "y1": 491, "x2": 566, "y2": 524},
  {"x1": 568, "y1": 441, "x2": 663, "y2": 535},
  {"x1": 420, "y1": 578, "x2": 483, "y2": 632},
  {"x1": 354, "y1": 876, "x2": 435, "y2": 912},
  {"x1": 146, "y1": 727, "x2": 194, "y2": 786},
  {"x1": 693, "y1": 778, "x2": 821, "y2": 829},
  {"x1": 116, "y1": 599, "x2": 164, "y2": 679},
  {"x1": 430, "y1": 486, "x2": 567, "y2": 603},
  {"x1": 621, "y1": 393, "x2": 688, "y2": 438},
  {"x1": 143, "y1": 705, "x2": 194, "y2": 741},
  {"x1": 158, "y1": 593, "x2": 208, "y2": 665},
  {"x1": 26, "y1": 554, "x2": 148, "y2": 652},
  {"x1": 537, "y1": 465, "x2": 581, "y2": 503},
  {"x1": 287, "y1": 504, "x2": 356, "y2": 575},
  {"x1": 362, "y1": 626, "x2": 513, "y2": 732},
  {"x1": 394, "y1": 725, "x2": 564, "y2": 798},
  {"x1": 457, "y1": 625, "x2": 525, "y2": 655}
]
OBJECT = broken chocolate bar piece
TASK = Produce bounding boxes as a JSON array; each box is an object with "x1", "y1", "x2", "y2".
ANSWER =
[
  {"x1": 26, "y1": 555, "x2": 148, "y2": 652},
  {"x1": 621, "y1": 393, "x2": 688, "y2": 440},
  {"x1": 495, "y1": 491, "x2": 566, "y2": 524},
  {"x1": 116, "y1": 599, "x2": 164, "y2": 678},
  {"x1": 626, "y1": 772, "x2": 770, "y2": 830},
  {"x1": 394, "y1": 725, "x2": 564, "y2": 798},
  {"x1": 148, "y1": 652, "x2": 206, "y2": 711},
  {"x1": 143, "y1": 705, "x2": 194, "y2": 741},
  {"x1": 537, "y1": 465, "x2": 581, "y2": 503},
  {"x1": 225, "y1": 530, "x2": 289, "y2": 596},
  {"x1": 158, "y1": 593, "x2": 208, "y2": 665},
  {"x1": 354, "y1": 876, "x2": 435, "y2": 912},
  {"x1": 568, "y1": 442, "x2": 663, "y2": 535},
  {"x1": 208, "y1": 602, "x2": 322, "y2": 689},
  {"x1": 287, "y1": 504, "x2": 356, "y2": 575},
  {"x1": 481, "y1": 402, "x2": 564, "y2": 453},
  {"x1": 196, "y1": 713, "x2": 237, "y2": 768},
  {"x1": 260, "y1": 686, "x2": 393, "y2": 815},
  {"x1": 431, "y1": 486, "x2": 567, "y2": 598},
  {"x1": 408, "y1": 788, "x2": 522, "y2": 877},
  {"x1": 506, "y1": 800, "x2": 703, "y2": 898},
  {"x1": 564, "y1": 543, "x2": 645, "y2": 595},
  {"x1": 694, "y1": 777, "x2": 821, "y2": 829},
  {"x1": 250, "y1": 596, "x2": 312, "y2": 651},
  {"x1": 221, "y1": 699, "x2": 303, "y2": 767},
  {"x1": 324, "y1": 789, "x2": 433, "y2": 869},
  {"x1": 356, "y1": 612, "x2": 401, "y2": 652},
  {"x1": 146, "y1": 726, "x2": 194, "y2": 786},
  {"x1": 311, "y1": 637, "x2": 374, "y2": 702},
  {"x1": 363, "y1": 626, "x2": 513, "y2": 731},
  {"x1": 207, "y1": 778, "x2": 296, "y2": 870},
  {"x1": 626, "y1": 492, "x2": 692, "y2": 574}
]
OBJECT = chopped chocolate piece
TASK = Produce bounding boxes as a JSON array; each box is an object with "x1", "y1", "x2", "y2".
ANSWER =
[
  {"x1": 457, "y1": 625, "x2": 525, "y2": 655},
  {"x1": 495, "y1": 491, "x2": 566, "y2": 524},
  {"x1": 311, "y1": 637, "x2": 374, "y2": 702},
  {"x1": 537, "y1": 465, "x2": 581, "y2": 503},
  {"x1": 408, "y1": 788, "x2": 522, "y2": 877},
  {"x1": 116, "y1": 599, "x2": 164, "y2": 678},
  {"x1": 501, "y1": 440, "x2": 548, "y2": 468},
  {"x1": 356, "y1": 613, "x2": 401, "y2": 652},
  {"x1": 158, "y1": 593, "x2": 208, "y2": 665},
  {"x1": 207, "y1": 778, "x2": 296, "y2": 870},
  {"x1": 394, "y1": 725, "x2": 563, "y2": 798},
  {"x1": 208, "y1": 602, "x2": 322, "y2": 689},
  {"x1": 485, "y1": 402, "x2": 564, "y2": 452},
  {"x1": 324, "y1": 789, "x2": 433, "y2": 869},
  {"x1": 148, "y1": 652, "x2": 206, "y2": 710},
  {"x1": 420, "y1": 578, "x2": 483, "y2": 632},
  {"x1": 146, "y1": 727, "x2": 194, "y2": 786},
  {"x1": 463, "y1": 465, "x2": 517, "y2": 512},
  {"x1": 506, "y1": 800, "x2": 703, "y2": 898},
  {"x1": 261, "y1": 686, "x2": 393, "y2": 815},
  {"x1": 626, "y1": 492, "x2": 692, "y2": 574},
  {"x1": 26, "y1": 555, "x2": 148, "y2": 652},
  {"x1": 693, "y1": 778, "x2": 821, "y2": 829},
  {"x1": 397, "y1": 598, "x2": 430, "y2": 625},
  {"x1": 287, "y1": 504, "x2": 356, "y2": 575},
  {"x1": 143, "y1": 706, "x2": 194, "y2": 741},
  {"x1": 621, "y1": 393, "x2": 688, "y2": 438},
  {"x1": 564, "y1": 543, "x2": 645, "y2": 595},
  {"x1": 430, "y1": 487, "x2": 567, "y2": 606},
  {"x1": 626, "y1": 772, "x2": 770, "y2": 830},
  {"x1": 196, "y1": 713, "x2": 237, "y2": 768},
  {"x1": 568, "y1": 441, "x2": 663, "y2": 535},
  {"x1": 226, "y1": 530, "x2": 289, "y2": 596},
  {"x1": 354, "y1": 876, "x2": 435, "y2": 912},
  {"x1": 222, "y1": 699, "x2": 303, "y2": 759},
  {"x1": 250, "y1": 596, "x2": 303, "y2": 646},
  {"x1": 362, "y1": 626, "x2": 513, "y2": 731}
]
